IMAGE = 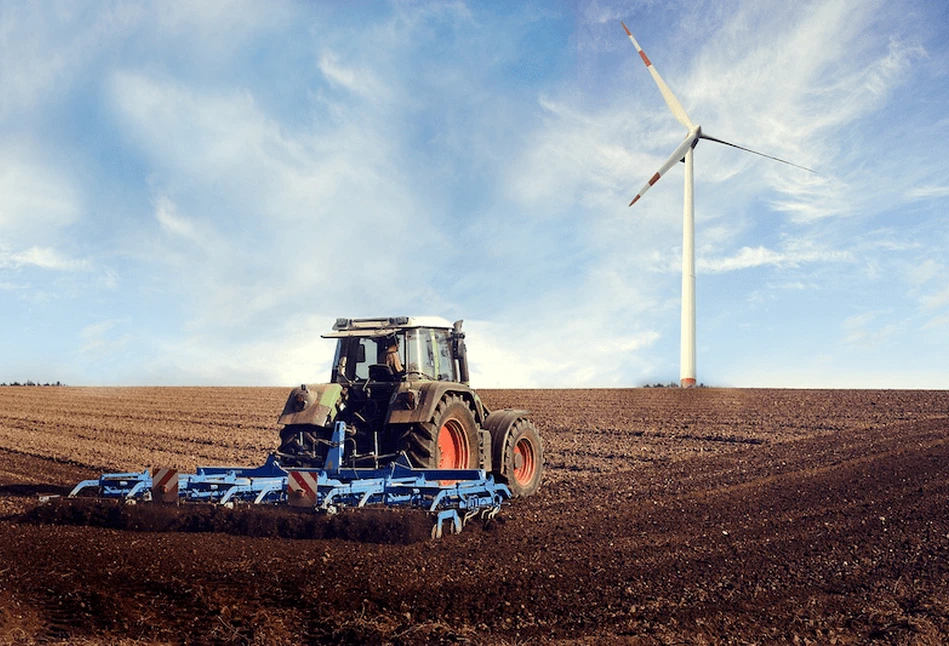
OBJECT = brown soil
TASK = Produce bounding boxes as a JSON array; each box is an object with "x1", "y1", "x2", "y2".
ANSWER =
[{"x1": 1, "y1": 387, "x2": 948, "y2": 645}]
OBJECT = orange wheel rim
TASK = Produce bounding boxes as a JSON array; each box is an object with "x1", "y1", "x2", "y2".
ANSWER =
[
  {"x1": 512, "y1": 437, "x2": 536, "y2": 485},
  {"x1": 437, "y1": 420, "x2": 468, "y2": 469}
]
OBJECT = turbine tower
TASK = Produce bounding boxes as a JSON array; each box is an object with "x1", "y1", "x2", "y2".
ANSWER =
[{"x1": 621, "y1": 21, "x2": 813, "y2": 388}]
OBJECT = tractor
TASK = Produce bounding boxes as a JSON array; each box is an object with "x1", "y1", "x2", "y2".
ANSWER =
[
  {"x1": 65, "y1": 316, "x2": 541, "y2": 538},
  {"x1": 275, "y1": 316, "x2": 543, "y2": 497}
]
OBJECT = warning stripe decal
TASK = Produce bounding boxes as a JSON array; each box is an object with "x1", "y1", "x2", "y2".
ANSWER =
[
  {"x1": 287, "y1": 471, "x2": 319, "y2": 507},
  {"x1": 151, "y1": 468, "x2": 178, "y2": 492},
  {"x1": 288, "y1": 471, "x2": 318, "y2": 495}
]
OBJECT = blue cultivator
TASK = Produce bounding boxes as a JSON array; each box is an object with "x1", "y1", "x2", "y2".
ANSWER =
[
  {"x1": 68, "y1": 453, "x2": 289, "y2": 505},
  {"x1": 68, "y1": 422, "x2": 510, "y2": 538}
]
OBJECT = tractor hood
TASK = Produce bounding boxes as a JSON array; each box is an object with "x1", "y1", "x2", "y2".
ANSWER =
[{"x1": 278, "y1": 383, "x2": 342, "y2": 427}]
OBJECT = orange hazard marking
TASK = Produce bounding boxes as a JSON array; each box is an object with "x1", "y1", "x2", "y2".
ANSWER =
[{"x1": 639, "y1": 50, "x2": 652, "y2": 67}]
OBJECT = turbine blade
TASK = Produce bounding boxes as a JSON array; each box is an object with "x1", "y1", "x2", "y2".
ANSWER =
[
  {"x1": 699, "y1": 133, "x2": 816, "y2": 173},
  {"x1": 629, "y1": 134, "x2": 698, "y2": 207},
  {"x1": 621, "y1": 21, "x2": 693, "y2": 130}
]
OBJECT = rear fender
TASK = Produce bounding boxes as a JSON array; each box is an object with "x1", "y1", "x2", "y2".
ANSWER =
[
  {"x1": 277, "y1": 383, "x2": 342, "y2": 427},
  {"x1": 386, "y1": 382, "x2": 485, "y2": 426}
]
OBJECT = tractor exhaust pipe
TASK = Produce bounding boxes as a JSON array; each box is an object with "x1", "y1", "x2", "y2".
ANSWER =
[{"x1": 452, "y1": 320, "x2": 469, "y2": 384}]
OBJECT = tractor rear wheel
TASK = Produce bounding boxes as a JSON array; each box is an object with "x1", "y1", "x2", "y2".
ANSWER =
[
  {"x1": 397, "y1": 395, "x2": 479, "y2": 469},
  {"x1": 495, "y1": 418, "x2": 543, "y2": 497}
]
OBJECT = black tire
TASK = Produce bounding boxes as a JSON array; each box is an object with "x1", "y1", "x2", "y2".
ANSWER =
[
  {"x1": 494, "y1": 418, "x2": 543, "y2": 497},
  {"x1": 397, "y1": 395, "x2": 479, "y2": 469}
]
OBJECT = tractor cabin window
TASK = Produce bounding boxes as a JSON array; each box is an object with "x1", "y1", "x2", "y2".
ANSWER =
[{"x1": 433, "y1": 330, "x2": 455, "y2": 381}]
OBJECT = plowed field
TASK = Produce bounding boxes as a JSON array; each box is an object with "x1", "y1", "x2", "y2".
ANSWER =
[{"x1": 1, "y1": 387, "x2": 948, "y2": 645}]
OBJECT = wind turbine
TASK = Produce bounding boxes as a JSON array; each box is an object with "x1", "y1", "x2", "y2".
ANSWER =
[{"x1": 621, "y1": 21, "x2": 813, "y2": 388}]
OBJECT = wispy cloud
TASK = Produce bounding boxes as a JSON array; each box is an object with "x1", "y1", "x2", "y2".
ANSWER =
[
  {"x1": 921, "y1": 284, "x2": 949, "y2": 311},
  {"x1": 153, "y1": 196, "x2": 199, "y2": 241},
  {"x1": 922, "y1": 313, "x2": 949, "y2": 332},
  {"x1": 0, "y1": 245, "x2": 89, "y2": 271},
  {"x1": 0, "y1": 146, "x2": 80, "y2": 234},
  {"x1": 908, "y1": 259, "x2": 942, "y2": 286},
  {"x1": 80, "y1": 320, "x2": 133, "y2": 356},
  {"x1": 700, "y1": 244, "x2": 851, "y2": 273},
  {"x1": 842, "y1": 310, "x2": 903, "y2": 348},
  {"x1": 906, "y1": 185, "x2": 949, "y2": 200},
  {"x1": 318, "y1": 50, "x2": 390, "y2": 101}
]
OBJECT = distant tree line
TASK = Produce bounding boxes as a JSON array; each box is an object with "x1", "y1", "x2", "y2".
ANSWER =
[
  {"x1": 0, "y1": 381, "x2": 67, "y2": 387},
  {"x1": 642, "y1": 382, "x2": 708, "y2": 388}
]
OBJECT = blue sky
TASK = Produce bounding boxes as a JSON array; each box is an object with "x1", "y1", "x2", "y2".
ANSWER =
[{"x1": 2, "y1": 0, "x2": 948, "y2": 388}]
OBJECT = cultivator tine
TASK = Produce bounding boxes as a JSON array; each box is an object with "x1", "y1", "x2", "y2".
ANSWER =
[
  {"x1": 252, "y1": 481, "x2": 286, "y2": 504},
  {"x1": 68, "y1": 471, "x2": 153, "y2": 500},
  {"x1": 150, "y1": 468, "x2": 178, "y2": 503},
  {"x1": 432, "y1": 510, "x2": 463, "y2": 539},
  {"x1": 68, "y1": 479, "x2": 101, "y2": 498}
]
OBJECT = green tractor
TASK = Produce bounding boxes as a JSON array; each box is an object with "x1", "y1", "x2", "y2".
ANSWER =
[{"x1": 275, "y1": 317, "x2": 543, "y2": 497}]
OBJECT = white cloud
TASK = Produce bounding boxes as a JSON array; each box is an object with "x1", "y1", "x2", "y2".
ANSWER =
[
  {"x1": 154, "y1": 196, "x2": 198, "y2": 241},
  {"x1": 0, "y1": 1, "x2": 295, "y2": 123},
  {"x1": 506, "y1": 96, "x2": 643, "y2": 209},
  {"x1": 906, "y1": 185, "x2": 949, "y2": 200},
  {"x1": 317, "y1": 51, "x2": 389, "y2": 100},
  {"x1": 921, "y1": 284, "x2": 949, "y2": 311},
  {"x1": 700, "y1": 243, "x2": 851, "y2": 273},
  {"x1": 0, "y1": 3, "x2": 143, "y2": 120},
  {"x1": 107, "y1": 57, "x2": 449, "y2": 339},
  {"x1": 656, "y1": 0, "x2": 929, "y2": 225},
  {"x1": 466, "y1": 316, "x2": 661, "y2": 388},
  {"x1": 80, "y1": 320, "x2": 133, "y2": 356},
  {"x1": 0, "y1": 147, "x2": 80, "y2": 234},
  {"x1": 908, "y1": 259, "x2": 942, "y2": 286},
  {"x1": 0, "y1": 245, "x2": 88, "y2": 271},
  {"x1": 922, "y1": 313, "x2": 949, "y2": 331},
  {"x1": 842, "y1": 310, "x2": 902, "y2": 348},
  {"x1": 146, "y1": 314, "x2": 337, "y2": 386}
]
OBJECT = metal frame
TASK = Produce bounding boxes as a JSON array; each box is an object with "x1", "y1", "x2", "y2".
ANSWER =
[{"x1": 68, "y1": 422, "x2": 510, "y2": 537}]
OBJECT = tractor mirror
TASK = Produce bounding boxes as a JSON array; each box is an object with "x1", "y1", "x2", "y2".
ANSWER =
[{"x1": 356, "y1": 344, "x2": 366, "y2": 364}]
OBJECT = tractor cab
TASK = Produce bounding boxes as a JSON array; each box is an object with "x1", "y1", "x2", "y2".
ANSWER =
[{"x1": 324, "y1": 316, "x2": 469, "y2": 385}]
